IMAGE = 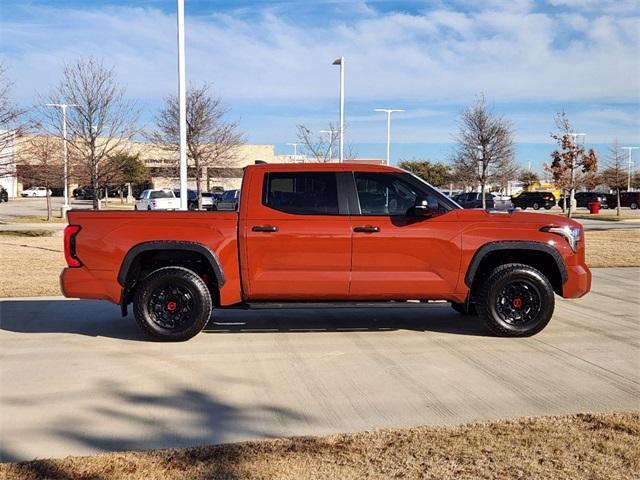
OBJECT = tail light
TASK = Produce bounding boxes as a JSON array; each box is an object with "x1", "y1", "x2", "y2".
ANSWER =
[{"x1": 64, "y1": 225, "x2": 83, "y2": 267}]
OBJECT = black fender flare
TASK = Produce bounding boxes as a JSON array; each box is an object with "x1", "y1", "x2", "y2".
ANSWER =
[
  {"x1": 117, "y1": 240, "x2": 226, "y2": 288},
  {"x1": 464, "y1": 241, "x2": 568, "y2": 287}
]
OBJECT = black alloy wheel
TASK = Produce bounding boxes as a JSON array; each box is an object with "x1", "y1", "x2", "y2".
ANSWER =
[
  {"x1": 476, "y1": 263, "x2": 554, "y2": 337},
  {"x1": 133, "y1": 266, "x2": 212, "y2": 341}
]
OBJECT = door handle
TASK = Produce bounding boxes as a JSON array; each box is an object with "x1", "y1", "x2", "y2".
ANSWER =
[
  {"x1": 252, "y1": 225, "x2": 278, "y2": 232},
  {"x1": 353, "y1": 226, "x2": 380, "y2": 233}
]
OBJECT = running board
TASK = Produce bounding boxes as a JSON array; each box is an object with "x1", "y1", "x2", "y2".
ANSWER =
[{"x1": 240, "y1": 300, "x2": 449, "y2": 310}]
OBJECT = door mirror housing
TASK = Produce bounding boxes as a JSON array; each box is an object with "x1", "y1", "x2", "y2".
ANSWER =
[{"x1": 413, "y1": 197, "x2": 439, "y2": 217}]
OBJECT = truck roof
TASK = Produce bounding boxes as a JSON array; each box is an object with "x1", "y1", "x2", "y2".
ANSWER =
[{"x1": 247, "y1": 162, "x2": 405, "y2": 173}]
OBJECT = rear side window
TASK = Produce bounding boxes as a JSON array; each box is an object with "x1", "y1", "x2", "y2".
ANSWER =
[{"x1": 264, "y1": 172, "x2": 339, "y2": 215}]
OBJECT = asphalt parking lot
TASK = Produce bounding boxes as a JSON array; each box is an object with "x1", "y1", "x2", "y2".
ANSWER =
[{"x1": 1, "y1": 267, "x2": 638, "y2": 462}]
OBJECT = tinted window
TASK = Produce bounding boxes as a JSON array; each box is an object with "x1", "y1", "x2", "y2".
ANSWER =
[
  {"x1": 150, "y1": 190, "x2": 174, "y2": 199},
  {"x1": 354, "y1": 172, "x2": 445, "y2": 216},
  {"x1": 264, "y1": 172, "x2": 339, "y2": 215}
]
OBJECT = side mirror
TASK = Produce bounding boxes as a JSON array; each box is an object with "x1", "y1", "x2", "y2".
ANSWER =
[{"x1": 413, "y1": 197, "x2": 439, "y2": 217}]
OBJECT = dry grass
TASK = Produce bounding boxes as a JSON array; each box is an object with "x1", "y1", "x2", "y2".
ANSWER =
[
  {"x1": 0, "y1": 230, "x2": 638, "y2": 298},
  {"x1": 585, "y1": 229, "x2": 640, "y2": 267},
  {"x1": 1, "y1": 411, "x2": 638, "y2": 480},
  {"x1": 0, "y1": 234, "x2": 65, "y2": 297},
  {"x1": 4, "y1": 215, "x2": 67, "y2": 223}
]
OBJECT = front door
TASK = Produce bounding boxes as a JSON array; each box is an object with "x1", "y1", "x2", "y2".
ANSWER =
[
  {"x1": 242, "y1": 170, "x2": 352, "y2": 300},
  {"x1": 348, "y1": 171, "x2": 462, "y2": 299}
]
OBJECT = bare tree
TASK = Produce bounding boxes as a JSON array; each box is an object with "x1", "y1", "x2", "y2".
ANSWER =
[
  {"x1": 40, "y1": 57, "x2": 141, "y2": 209},
  {"x1": 545, "y1": 112, "x2": 598, "y2": 218},
  {"x1": 18, "y1": 135, "x2": 64, "y2": 221},
  {"x1": 149, "y1": 83, "x2": 244, "y2": 209},
  {"x1": 0, "y1": 64, "x2": 28, "y2": 179},
  {"x1": 601, "y1": 140, "x2": 626, "y2": 217},
  {"x1": 453, "y1": 95, "x2": 517, "y2": 209},
  {"x1": 296, "y1": 123, "x2": 339, "y2": 162}
]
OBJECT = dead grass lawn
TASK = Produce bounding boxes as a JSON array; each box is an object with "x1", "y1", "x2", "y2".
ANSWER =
[
  {"x1": 585, "y1": 229, "x2": 640, "y2": 267},
  {"x1": 1, "y1": 411, "x2": 638, "y2": 480}
]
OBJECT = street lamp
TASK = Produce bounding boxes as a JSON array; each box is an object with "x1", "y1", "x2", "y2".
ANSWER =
[
  {"x1": 332, "y1": 57, "x2": 344, "y2": 162},
  {"x1": 373, "y1": 109, "x2": 404, "y2": 166},
  {"x1": 177, "y1": 0, "x2": 188, "y2": 210},
  {"x1": 319, "y1": 129, "x2": 334, "y2": 162},
  {"x1": 622, "y1": 147, "x2": 639, "y2": 191},
  {"x1": 45, "y1": 103, "x2": 80, "y2": 214},
  {"x1": 286, "y1": 142, "x2": 301, "y2": 161}
]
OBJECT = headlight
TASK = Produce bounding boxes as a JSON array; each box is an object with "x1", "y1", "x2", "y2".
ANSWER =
[{"x1": 540, "y1": 225, "x2": 582, "y2": 252}]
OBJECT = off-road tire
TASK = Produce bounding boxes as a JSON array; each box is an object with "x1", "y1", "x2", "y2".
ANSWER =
[
  {"x1": 476, "y1": 263, "x2": 554, "y2": 337},
  {"x1": 451, "y1": 301, "x2": 477, "y2": 315},
  {"x1": 133, "y1": 266, "x2": 212, "y2": 341}
]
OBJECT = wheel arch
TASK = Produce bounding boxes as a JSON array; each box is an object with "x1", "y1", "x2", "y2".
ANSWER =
[
  {"x1": 465, "y1": 241, "x2": 568, "y2": 296},
  {"x1": 117, "y1": 241, "x2": 225, "y2": 314}
]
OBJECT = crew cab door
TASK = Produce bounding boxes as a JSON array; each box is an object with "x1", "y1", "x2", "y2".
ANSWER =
[
  {"x1": 348, "y1": 171, "x2": 462, "y2": 299},
  {"x1": 241, "y1": 170, "x2": 352, "y2": 300}
]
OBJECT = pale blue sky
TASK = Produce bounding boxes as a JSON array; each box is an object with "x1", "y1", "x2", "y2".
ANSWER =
[{"x1": 1, "y1": 0, "x2": 638, "y2": 171}]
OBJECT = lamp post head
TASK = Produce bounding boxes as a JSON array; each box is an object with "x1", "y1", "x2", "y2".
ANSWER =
[{"x1": 332, "y1": 58, "x2": 343, "y2": 65}]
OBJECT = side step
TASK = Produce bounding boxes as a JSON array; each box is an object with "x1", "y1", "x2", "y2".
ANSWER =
[{"x1": 239, "y1": 301, "x2": 449, "y2": 310}]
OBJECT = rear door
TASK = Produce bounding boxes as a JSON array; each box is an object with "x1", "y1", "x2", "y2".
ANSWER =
[
  {"x1": 348, "y1": 171, "x2": 462, "y2": 299},
  {"x1": 242, "y1": 170, "x2": 352, "y2": 300}
]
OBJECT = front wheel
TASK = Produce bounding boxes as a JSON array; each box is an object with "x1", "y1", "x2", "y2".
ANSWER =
[
  {"x1": 544, "y1": 206, "x2": 551, "y2": 210},
  {"x1": 630, "y1": 202, "x2": 638, "y2": 210},
  {"x1": 133, "y1": 266, "x2": 213, "y2": 341},
  {"x1": 476, "y1": 263, "x2": 554, "y2": 337},
  {"x1": 532, "y1": 202, "x2": 540, "y2": 210}
]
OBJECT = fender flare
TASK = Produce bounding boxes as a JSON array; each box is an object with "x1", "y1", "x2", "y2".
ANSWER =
[
  {"x1": 117, "y1": 240, "x2": 226, "y2": 288},
  {"x1": 464, "y1": 241, "x2": 568, "y2": 287}
]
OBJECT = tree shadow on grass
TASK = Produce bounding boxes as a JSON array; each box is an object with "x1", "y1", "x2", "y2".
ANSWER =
[{"x1": 0, "y1": 299, "x2": 490, "y2": 341}]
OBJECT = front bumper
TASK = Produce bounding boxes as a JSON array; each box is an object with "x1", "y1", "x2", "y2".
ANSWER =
[{"x1": 562, "y1": 264, "x2": 592, "y2": 298}]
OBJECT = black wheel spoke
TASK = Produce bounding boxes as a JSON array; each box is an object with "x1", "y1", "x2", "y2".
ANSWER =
[
  {"x1": 495, "y1": 279, "x2": 542, "y2": 325},
  {"x1": 148, "y1": 284, "x2": 194, "y2": 330}
]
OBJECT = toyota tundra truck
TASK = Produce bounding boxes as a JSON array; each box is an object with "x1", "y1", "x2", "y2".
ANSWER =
[{"x1": 61, "y1": 163, "x2": 591, "y2": 341}]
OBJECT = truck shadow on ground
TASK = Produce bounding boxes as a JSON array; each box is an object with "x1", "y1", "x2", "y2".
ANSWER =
[
  {"x1": 0, "y1": 299, "x2": 490, "y2": 340},
  {"x1": 1, "y1": 376, "x2": 308, "y2": 479}
]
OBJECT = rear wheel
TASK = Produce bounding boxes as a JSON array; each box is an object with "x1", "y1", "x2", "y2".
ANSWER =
[
  {"x1": 133, "y1": 266, "x2": 212, "y2": 341},
  {"x1": 476, "y1": 263, "x2": 554, "y2": 337},
  {"x1": 544, "y1": 206, "x2": 551, "y2": 210},
  {"x1": 630, "y1": 202, "x2": 638, "y2": 210}
]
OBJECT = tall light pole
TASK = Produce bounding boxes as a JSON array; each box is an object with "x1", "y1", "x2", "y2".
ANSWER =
[
  {"x1": 622, "y1": 147, "x2": 639, "y2": 191},
  {"x1": 374, "y1": 108, "x2": 404, "y2": 165},
  {"x1": 177, "y1": 0, "x2": 188, "y2": 210},
  {"x1": 286, "y1": 142, "x2": 301, "y2": 161},
  {"x1": 332, "y1": 57, "x2": 344, "y2": 162},
  {"x1": 319, "y1": 129, "x2": 334, "y2": 162},
  {"x1": 46, "y1": 103, "x2": 80, "y2": 214}
]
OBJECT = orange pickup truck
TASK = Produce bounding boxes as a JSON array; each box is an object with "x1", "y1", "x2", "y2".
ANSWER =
[{"x1": 61, "y1": 163, "x2": 591, "y2": 341}]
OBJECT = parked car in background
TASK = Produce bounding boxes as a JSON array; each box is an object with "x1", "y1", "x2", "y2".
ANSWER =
[
  {"x1": 511, "y1": 191, "x2": 556, "y2": 210},
  {"x1": 216, "y1": 189, "x2": 240, "y2": 211},
  {"x1": 0, "y1": 186, "x2": 8, "y2": 202},
  {"x1": 21, "y1": 186, "x2": 51, "y2": 197},
  {"x1": 134, "y1": 189, "x2": 180, "y2": 211},
  {"x1": 606, "y1": 191, "x2": 640, "y2": 210},
  {"x1": 558, "y1": 192, "x2": 608, "y2": 209},
  {"x1": 452, "y1": 192, "x2": 495, "y2": 209},
  {"x1": 173, "y1": 189, "x2": 216, "y2": 211}
]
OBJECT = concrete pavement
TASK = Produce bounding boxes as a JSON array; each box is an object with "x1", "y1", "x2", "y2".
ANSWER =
[{"x1": 1, "y1": 268, "x2": 639, "y2": 462}]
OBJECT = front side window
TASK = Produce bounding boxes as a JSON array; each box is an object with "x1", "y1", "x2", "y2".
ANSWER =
[
  {"x1": 353, "y1": 172, "x2": 452, "y2": 216},
  {"x1": 264, "y1": 172, "x2": 339, "y2": 215}
]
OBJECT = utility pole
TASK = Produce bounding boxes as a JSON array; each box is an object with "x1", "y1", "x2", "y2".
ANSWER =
[
  {"x1": 319, "y1": 129, "x2": 334, "y2": 162},
  {"x1": 332, "y1": 57, "x2": 344, "y2": 162},
  {"x1": 46, "y1": 103, "x2": 80, "y2": 216},
  {"x1": 374, "y1": 108, "x2": 404, "y2": 166},
  {"x1": 177, "y1": 0, "x2": 188, "y2": 210},
  {"x1": 622, "y1": 147, "x2": 639, "y2": 191}
]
